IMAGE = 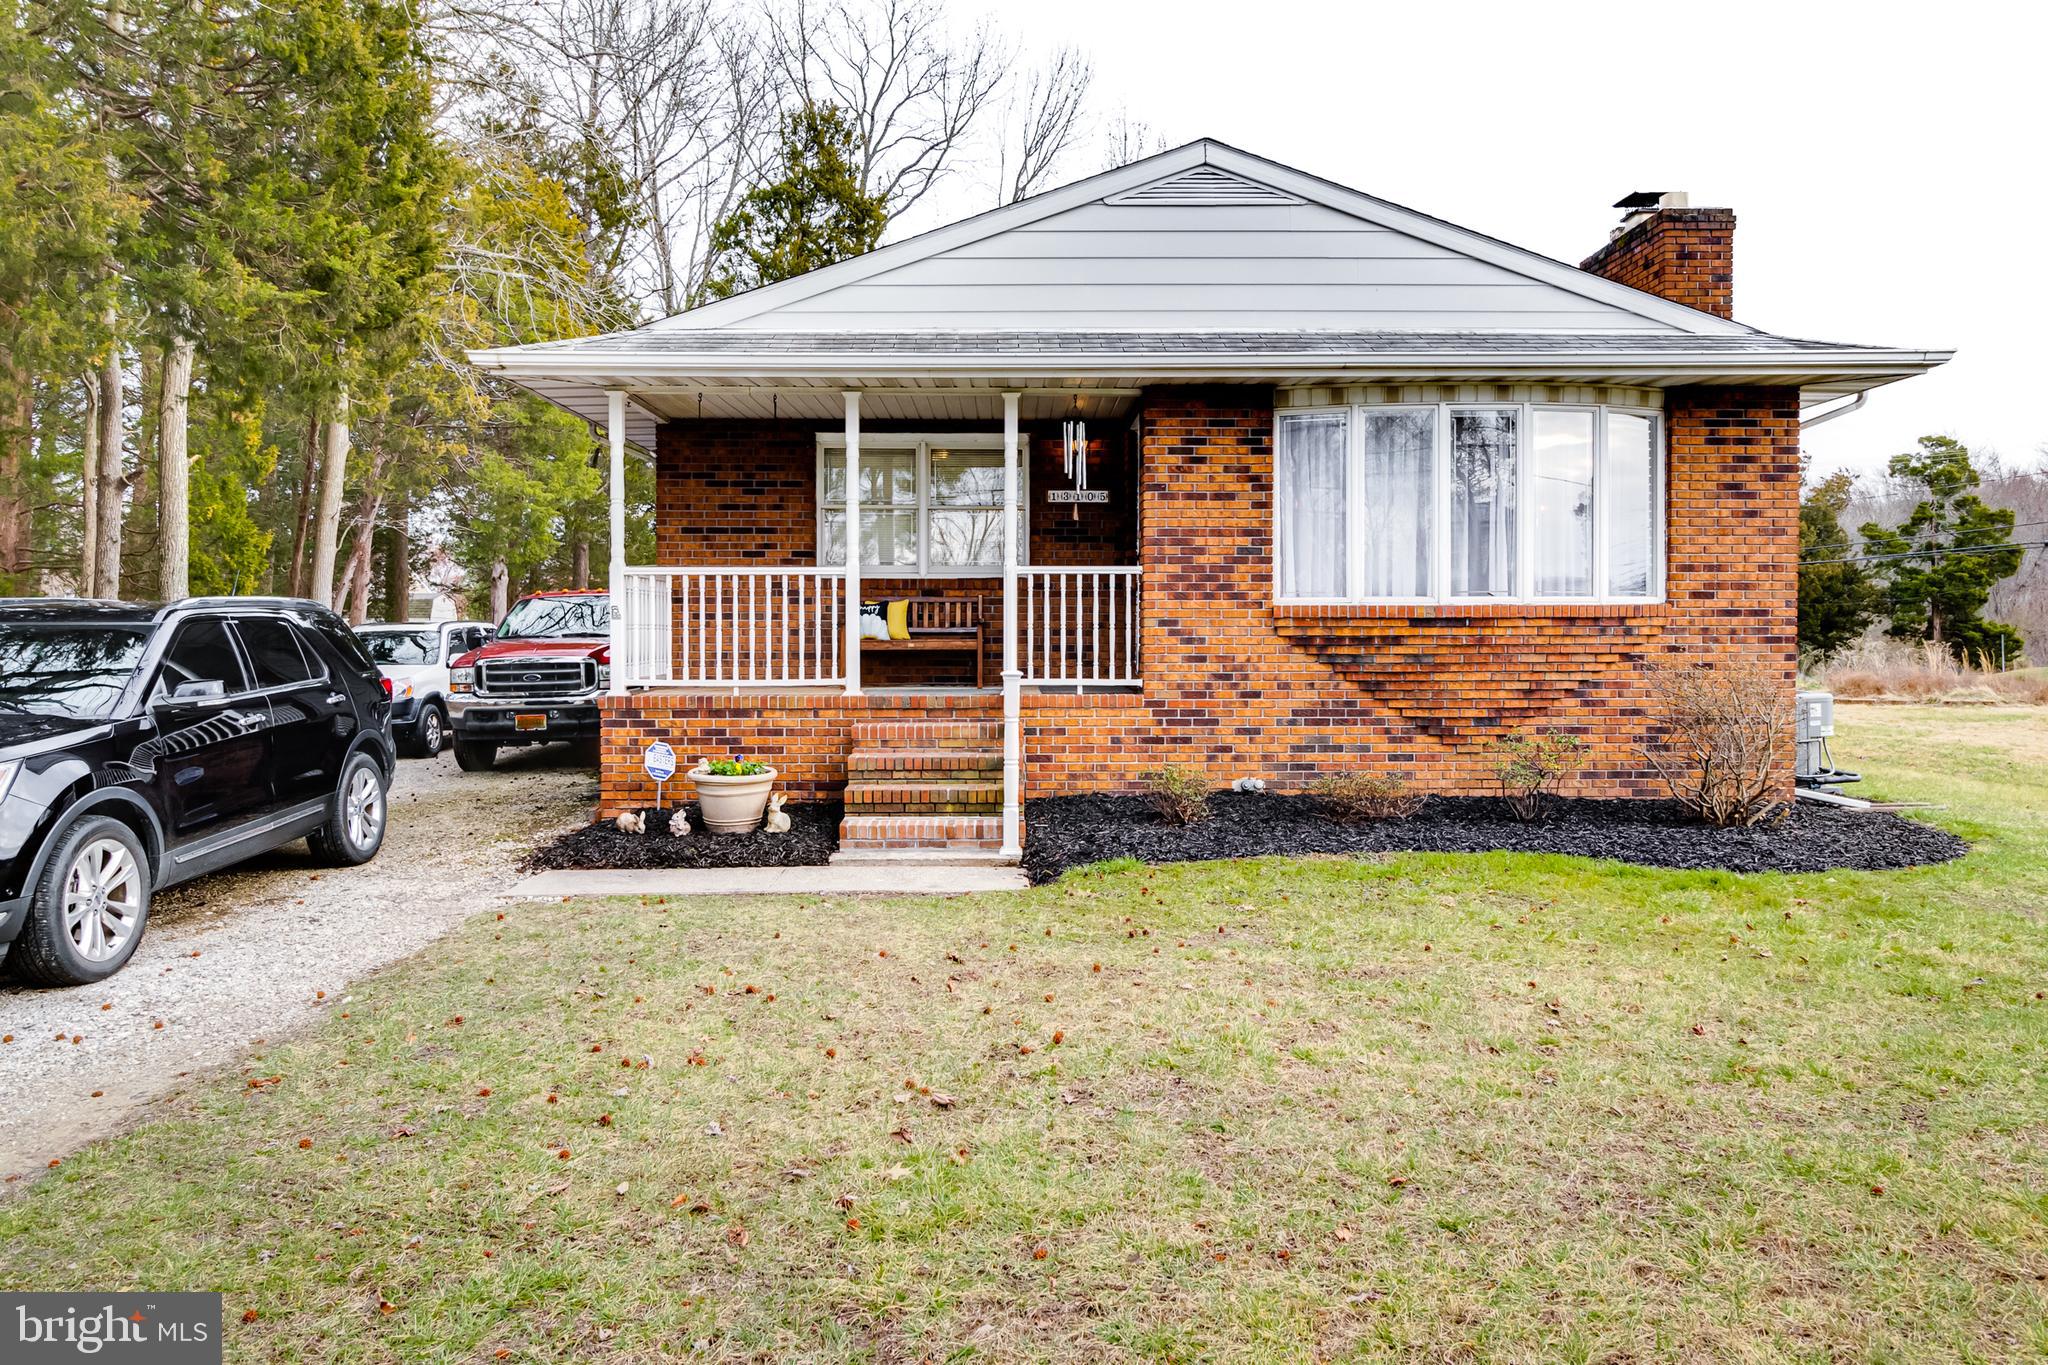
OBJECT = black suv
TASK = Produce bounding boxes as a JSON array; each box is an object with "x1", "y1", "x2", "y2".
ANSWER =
[{"x1": 0, "y1": 597, "x2": 395, "y2": 986}]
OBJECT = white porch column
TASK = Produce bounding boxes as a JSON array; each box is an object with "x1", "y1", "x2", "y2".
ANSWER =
[
  {"x1": 1000, "y1": 392, "x2": 1022, "y2": 859},
  {"x1": 606, "y1": 389, "x2": 627, "y2": 697},
  {"x1": 842, "y1": 391, "x2": 862, "y2": 695}
]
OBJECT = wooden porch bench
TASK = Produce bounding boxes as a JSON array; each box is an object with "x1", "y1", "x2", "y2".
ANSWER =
[{"x1": 862, "y1": 596, "x2": 988, "y2": 688}]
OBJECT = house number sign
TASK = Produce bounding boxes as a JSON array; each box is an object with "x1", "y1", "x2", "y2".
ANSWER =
[{"x1": 1045, "y1": 489, "x2": 1108, "y2": 504}]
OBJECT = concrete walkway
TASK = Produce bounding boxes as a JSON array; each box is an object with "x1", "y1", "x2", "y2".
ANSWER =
[{"x1": 510, "y1": 864, "x2": 1029, "y2": 899}]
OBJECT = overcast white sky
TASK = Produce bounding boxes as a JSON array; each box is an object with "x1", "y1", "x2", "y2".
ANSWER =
[{"x1": 921, "y1": 0, "x2": 2046, "y2": 480}]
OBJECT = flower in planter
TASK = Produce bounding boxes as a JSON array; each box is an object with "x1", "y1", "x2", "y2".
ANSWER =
[{"x1": 698, "y1": 756, "x2": 770, "y2": 777}]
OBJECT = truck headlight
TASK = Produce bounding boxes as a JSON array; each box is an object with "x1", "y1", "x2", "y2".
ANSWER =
[
  {"x1": 596, "y1": 664, "x2": 610, "y2": 686},
  {"x1": 450, "y1": 667, "x2": 474, "y2": 693},
  {"x1": 0, "y1": 759, "x2": 18, "y2": 804}
]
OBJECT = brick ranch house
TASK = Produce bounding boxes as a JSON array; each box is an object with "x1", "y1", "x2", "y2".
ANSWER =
[{"x1": 468, "y1": 140, "x2": 1949, "y2": 861}]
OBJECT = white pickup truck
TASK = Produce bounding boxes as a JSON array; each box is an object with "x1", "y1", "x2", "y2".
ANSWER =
[{"x1": 354, "y1": 619, "x2": 495, "y2": 757}]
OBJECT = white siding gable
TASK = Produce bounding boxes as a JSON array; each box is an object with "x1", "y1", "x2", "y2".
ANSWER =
[{"x1": 657, "y1": 142, "x2": 1750, "y2": 337}]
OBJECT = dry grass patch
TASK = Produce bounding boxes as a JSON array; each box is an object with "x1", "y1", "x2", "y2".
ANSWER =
[{"x1": 1816, "y1": 637, "x2": 2048, "y2": 704}]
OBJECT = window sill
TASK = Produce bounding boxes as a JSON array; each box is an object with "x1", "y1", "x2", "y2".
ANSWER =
[{"x1": 1273, "y1": 600, "x2": 1668, "y2": 622}]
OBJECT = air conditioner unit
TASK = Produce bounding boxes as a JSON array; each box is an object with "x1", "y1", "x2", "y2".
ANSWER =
[{"x1": 1795, "y1": 690, "x2": 1857, "y2": 788}]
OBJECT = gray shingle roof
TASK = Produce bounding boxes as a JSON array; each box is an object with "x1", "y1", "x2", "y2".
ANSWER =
[{"x1": 531, "y1": 328, "x2": 1894, "y2": 357}]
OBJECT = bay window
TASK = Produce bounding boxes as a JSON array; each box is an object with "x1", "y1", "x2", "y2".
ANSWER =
[
  {"x1": 819, "y1": 435, "x2": 1024, "y2": 573},
  {"x1": 1274, "y1": 401, "x2": 1661, "y2": 604}
]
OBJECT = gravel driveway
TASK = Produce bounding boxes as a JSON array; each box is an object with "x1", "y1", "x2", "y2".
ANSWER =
[{"x1": 0, "y1": 746, "x2": 593, "y2": 1179}]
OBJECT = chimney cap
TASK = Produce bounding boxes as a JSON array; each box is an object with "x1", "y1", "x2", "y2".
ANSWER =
[{"x1": 1613, "y1": 190, "x2": 1688, "y2": 212}]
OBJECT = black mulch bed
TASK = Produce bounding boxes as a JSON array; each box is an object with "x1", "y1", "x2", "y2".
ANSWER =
[
  {"x1": 525, "y1": 802, "x2": 841, "y2": 871},
  {"x1": 1020, "y1": 792, "x2": 1968, "y2": 885}
]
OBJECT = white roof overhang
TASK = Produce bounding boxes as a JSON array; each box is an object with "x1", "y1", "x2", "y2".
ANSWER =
[{"x1": 468, "y1": 344, "x2": 1956, "y2": 425}]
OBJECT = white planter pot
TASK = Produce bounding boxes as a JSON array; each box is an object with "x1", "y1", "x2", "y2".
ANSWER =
[{"x1": 687, "y1": 766, "x2": 778, "y2": 833}]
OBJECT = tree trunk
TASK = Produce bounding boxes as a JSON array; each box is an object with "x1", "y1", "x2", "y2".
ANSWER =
[
  {"x1": 572, "y1": 537, "x2": 590, "y2": 589},
  {"x1": 80, "y1": 376, "x2": 100, "y2": 593},
  {"x1": 385, "y1": 510, "x2": 410, "y2": 622},
  {"x1": 335, "y1": 440, "x2": 389, "y2": 624},
  {"x1": 338, "y1": 524, "x2": 375, "y2": 623},
  {"x1": 308, "y1": 387, "x2": 349, "y2": 608},
  {"x1": 489, "y1": 558, "x2": 509, "y2": 622},
  {"x1": 0, "y1": 360, "x2": 27, "y2": 582},
  {"x1": 92, "y1": 328, "x2": 123, "y2": 598},
  {"x1": 156, "y1": 335, "x2": 195, "y2": 601},
  {"x1": 287, "y1": 415, "x2": 319, "y2": 597}
]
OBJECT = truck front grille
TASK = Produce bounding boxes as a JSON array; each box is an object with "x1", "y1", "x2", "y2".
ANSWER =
[{"x1": 478, "y1": 658, "x2": 595, "y2": 698}]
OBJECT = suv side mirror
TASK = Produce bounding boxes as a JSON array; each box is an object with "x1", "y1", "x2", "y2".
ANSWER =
[{"x1": 161, "y1": 679, "x2": 227, "y2": 705}]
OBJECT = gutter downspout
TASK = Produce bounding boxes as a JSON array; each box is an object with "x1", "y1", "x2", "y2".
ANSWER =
[{"x1": 1800, "y1": 392, "x2": 1866, "y2": 430}]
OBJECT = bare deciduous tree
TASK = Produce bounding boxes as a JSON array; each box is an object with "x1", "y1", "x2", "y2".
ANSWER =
[
  {"x1": 768, "y1": 0, "x2": 1004, "y2": 221},
  {"x1": 438, "y1": 0, "x2": 780, "y2": 315},
  {"x1": 994, "y1": 45, "x2": 1092, "y2": 204},
  {"x1": 1097, "y1": 104, "x2": 1168, "y2": 173}
]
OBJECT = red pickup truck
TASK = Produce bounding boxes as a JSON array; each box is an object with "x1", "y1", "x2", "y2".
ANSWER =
[{"x1": 446, "y1": 589, "x2": 609, "y2": 771}]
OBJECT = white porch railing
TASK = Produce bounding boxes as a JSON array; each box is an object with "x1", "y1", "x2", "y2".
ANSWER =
[
  {"x1": 616, "y1": 566, "x2": 847, "y2": 686},
  {"x1": 1020, "y1": 567, "x2": 1142, "y2": 687}
]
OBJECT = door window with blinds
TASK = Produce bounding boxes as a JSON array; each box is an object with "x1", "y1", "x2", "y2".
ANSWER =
[
  {"x1": 818, "y1": 435, "x2": 1025, "y2": 574},
  {"x1": 1274, "y1": 402, "x2": 1662, "y2": 604}
]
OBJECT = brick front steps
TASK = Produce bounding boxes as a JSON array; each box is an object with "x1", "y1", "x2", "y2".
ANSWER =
[{"x1": 833, "y1": 720, "x2": 1013, "y2": 864}]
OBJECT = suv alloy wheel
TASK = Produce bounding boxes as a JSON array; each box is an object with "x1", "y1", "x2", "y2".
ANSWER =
[
  {"x1": 12, "y1": 815, "x2": 153, "y2": 986},
  {"x1": 307, "y1": 752, "x2": 389, "y2": 866}
]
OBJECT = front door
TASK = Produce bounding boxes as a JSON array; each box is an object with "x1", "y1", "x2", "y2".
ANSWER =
[
  {"x1": 233, "y1": 615, "x2": 350, "y2": 811},
  {"x1": 145, "y1": 616, "x2": 272, "y2": 845}
]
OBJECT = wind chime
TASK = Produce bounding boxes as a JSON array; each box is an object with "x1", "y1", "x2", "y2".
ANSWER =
[{"x1": 1061, "y1": 402, "x2": 1088, "y2": 521}]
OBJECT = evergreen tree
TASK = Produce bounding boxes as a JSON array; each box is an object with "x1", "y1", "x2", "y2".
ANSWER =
[
  {"x1": 1859, "y1": 435, "x2": 2027, "y2": 665},
  {"x1": 699, "y1": 106, "x2": 886, "y2": 302},
  {"x1": 0, "y1": 0, "x2": 135, "y2": 591},
  {"x1": 1797, "y1": 470, "x2": 1883, "y2": 659}
]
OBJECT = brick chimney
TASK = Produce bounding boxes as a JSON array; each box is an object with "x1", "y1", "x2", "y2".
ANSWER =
[{"x1": 1579, "y1": 191, "x2": 1736, "y2": 320}]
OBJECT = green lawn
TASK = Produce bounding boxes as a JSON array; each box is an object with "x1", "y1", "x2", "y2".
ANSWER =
[{"x1": 4, "y1": 705, "x2": 2045, "y2": 1363}]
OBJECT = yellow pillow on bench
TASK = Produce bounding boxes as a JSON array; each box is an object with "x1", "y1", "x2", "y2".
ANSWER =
[{"x1": 885, "y1": 598, "x2": 911, "y2": 641}]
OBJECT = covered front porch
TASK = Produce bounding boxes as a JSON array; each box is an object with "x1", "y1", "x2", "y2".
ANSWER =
[{"x1": 591, "y1": 383, "x2": 1149, "y2": 859}]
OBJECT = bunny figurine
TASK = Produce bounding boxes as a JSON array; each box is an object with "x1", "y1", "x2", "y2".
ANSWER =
[
  {"x1": 763, "y1": 793, "x2": 790, "y2": 834},
  {"x1": 615, "y1": 810, "x2": 646, "y2": 835},
  {"x1": 669, "y1": 806, "x2": 691, "y2": 836}
]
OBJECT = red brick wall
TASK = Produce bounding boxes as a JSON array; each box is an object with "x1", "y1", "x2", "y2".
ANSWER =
[
  {"x1": 601, "y1": 692, "x2": 1000, "y2": 809},
  {"x1": 1579, "y1": 208, "x2": 1737, "y2": 319},
  {"x1": 610, "y1": 385, "x2": 1799, "y2": 810},
  {"x1": 1016, "y1": 384, "x2": 1800, "y2": 800}
]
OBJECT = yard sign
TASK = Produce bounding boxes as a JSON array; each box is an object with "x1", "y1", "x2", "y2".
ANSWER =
[{"x1": 644, "y1": 740, "x2": 677, "y2": 806}]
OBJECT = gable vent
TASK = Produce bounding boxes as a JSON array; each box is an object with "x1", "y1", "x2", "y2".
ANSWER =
[{"x1": 1105, "y1": 165, "x2": 1304, "y2": 207}]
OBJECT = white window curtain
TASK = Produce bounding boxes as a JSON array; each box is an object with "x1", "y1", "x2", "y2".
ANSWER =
[
  {"x1": 1450, "y1": 409, "x2": 1517, "y2": 597},
  {"x1": 1276, "y1": 413, "x2": 1349, "y2": 598},
  {"x1": 1530, "y1": 409, "x2": 1595, "y2": 597},
  {"x1": 1604, "y1": 412, "x2": 1656, "y2": 596},
  {"x1": 1274, "y1": 401, "x2": 1658, "y2": 605},
  {"x1": 1359, "y1": 410, "x2": 1434, "y2": 598}
]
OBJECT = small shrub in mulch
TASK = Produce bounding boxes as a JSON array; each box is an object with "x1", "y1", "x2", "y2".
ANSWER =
[
  {"x1": 1313, "y1": 771, "x2": 1424, "y2": 823},
  {"x1": 525, "y1": 802, "x2": 841, "y2": 871},
  {"x1": 1020, "y1": 792, "x2": 1967, "y2": 886}
]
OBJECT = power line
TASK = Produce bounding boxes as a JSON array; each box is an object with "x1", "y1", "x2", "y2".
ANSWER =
[{"x1": 1799, "y1": 539, "x2": 2048, "y2": 568}]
